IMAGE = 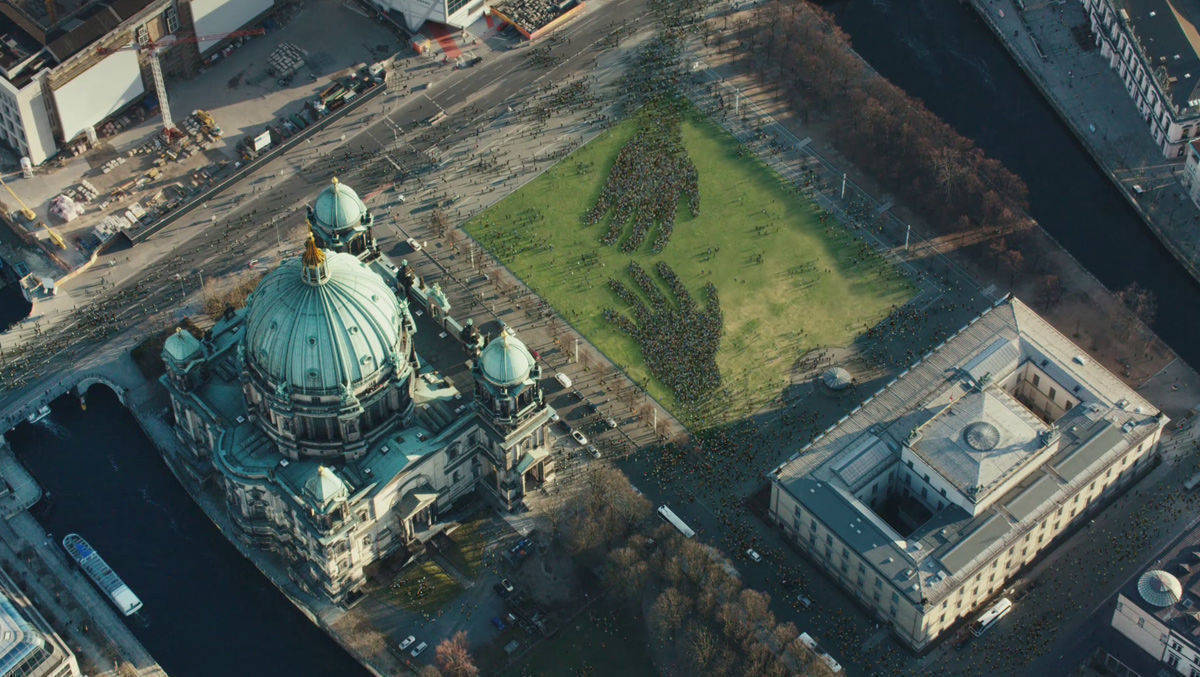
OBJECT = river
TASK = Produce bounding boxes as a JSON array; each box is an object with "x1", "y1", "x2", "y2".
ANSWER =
[
  {"x1": 820, "y1": 0, "x2": 1200, "y2": 368},
  {"x1": 5, "y1": 388, "x2": 365, "y2": 677}
]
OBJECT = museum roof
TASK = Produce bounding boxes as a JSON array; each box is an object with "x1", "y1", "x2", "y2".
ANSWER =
[
  {"x1": 1117, "y1": 0, "x2": 1200, "y2": 112},
  {"x1": 773, "y1": 296, "x2": 1165, "y2": 606}
]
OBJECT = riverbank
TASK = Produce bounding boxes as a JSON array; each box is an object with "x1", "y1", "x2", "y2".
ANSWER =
[
  {"x1": 0, "y1": 433, "x2": 163, "y2": 675},
  {"x1": 967, "y1": 0, "x2": 1200, "y2": 283},
  {"x1": 709, "y1": 2, "x2": 1178, "y2": 392},
  {"x1": 2, "y1": 358, "x2": 371, "y2": 676},
  {"x1": 110, "y1": 354, "x2": 395, "y2": 676}
]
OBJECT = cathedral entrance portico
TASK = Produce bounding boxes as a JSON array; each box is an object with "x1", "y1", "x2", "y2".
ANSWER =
[{"x1": 400, "y1": 489, "x2": 439, "y2": 542}]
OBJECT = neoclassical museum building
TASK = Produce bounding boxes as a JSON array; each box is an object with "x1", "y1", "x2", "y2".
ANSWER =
[{"x1": 159, "y1": 179, "x2": 556, "y2": 602}]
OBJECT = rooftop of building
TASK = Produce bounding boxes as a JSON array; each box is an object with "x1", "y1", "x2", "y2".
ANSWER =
[
  {"x1": 170, "y1": 254, "x2": 553, "y2": 520},
  {"x1": 1115, "y1": 0, "x2": 1200, "y2": 112},
  {"x1": 0, "y1": 589, "x2": 43, "y2": 675},
  {"x1": 774, "y1": 296, "x2": 1165, "y2": 607},
  {"x1": 0, "y1": 0, "x2": 161, "y2": 80},
  {"x1": 1119, "y1": 519, "x2": 1200, "y2": 644},
  {"x1": 0, "y1": 565, "x2": 71, "y2": 677}
]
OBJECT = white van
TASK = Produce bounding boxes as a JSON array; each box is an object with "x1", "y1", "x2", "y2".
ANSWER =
[{"x1": 554, "y1": 373, "x2": 572, "y2": 388}]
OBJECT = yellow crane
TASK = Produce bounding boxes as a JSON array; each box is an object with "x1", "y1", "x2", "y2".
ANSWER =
[{"x1": 0, "y1": 174, "x2": 65, "y2": 248}]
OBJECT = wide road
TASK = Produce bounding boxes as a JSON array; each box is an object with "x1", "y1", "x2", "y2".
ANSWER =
[{"x1": 0, "y1": 0, "x2": 647, "y2": 418}]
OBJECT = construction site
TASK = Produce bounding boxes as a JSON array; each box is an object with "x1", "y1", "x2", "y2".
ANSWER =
[{"x1": 0, "y1": 0, "x2": 406, "y2": 326}]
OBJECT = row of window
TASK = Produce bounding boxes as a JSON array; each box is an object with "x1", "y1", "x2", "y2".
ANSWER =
[{"x1": 784, "y1": 431, "x2": 1155, "y2": 640}]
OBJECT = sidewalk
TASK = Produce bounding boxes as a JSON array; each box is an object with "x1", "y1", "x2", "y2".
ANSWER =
[
  {"x1": 0, "y1": 509, "x2": 165, "y2": 676},
  {"x1": 0, "y1": 440, "x2": 39, "y2": 518},
  {"x1": 970, "y1": 0, "x2": 1200, "y2": 282}
]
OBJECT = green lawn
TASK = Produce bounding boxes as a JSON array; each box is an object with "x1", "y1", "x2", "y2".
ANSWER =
[
  {"x1": 389, "y1": 559, "x2": 462, "y2": 614},
  {"x1": 465, "y1": 108, "x2": 914, "y2": 426},
  {"x1": 442, "y1": 517, "x2": 488, "y2": 578},
  {"x1": 506, "y1": 606, "x2": 656, "y2": 677}
]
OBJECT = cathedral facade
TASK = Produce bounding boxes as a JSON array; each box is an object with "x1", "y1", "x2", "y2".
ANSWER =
[{"x1": 160, "y1": 179, "x2": 556, "y2": 602}]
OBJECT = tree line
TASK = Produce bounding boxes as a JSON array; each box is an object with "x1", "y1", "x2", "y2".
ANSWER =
[
  {"x1": 550, "y1": 464, "x2": 835, "y2": 676},
  {"x1": 741, "y1": 0, "x2": 1029, "y2": 239}
]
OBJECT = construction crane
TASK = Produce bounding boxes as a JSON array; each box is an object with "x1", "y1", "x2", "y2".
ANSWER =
[
  {"x1": 98, "y1": 27, "x2": 266, "y2": 136},
  {"x1": 0, "y1": 174, "x2": 65, "y2": 248}
]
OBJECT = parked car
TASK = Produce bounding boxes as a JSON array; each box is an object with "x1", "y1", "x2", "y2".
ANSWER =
[
  {"x1": 411, "y1": 641, "x2": 428, "y2": 658},
  {"x1": 490, "y1": 616, "x2": 507, "y2": 630},
  {"x1": 495, "y1": 578, "x2": 515, "y2": 596},
  {"x1": 554, "y1": 372, "x2": 572, "y2": 388},
  {"x1": 587, "y1": 444, "x2": 599, "y2": 458},
  {"x1": 797, "y1": 594, "x2": 813, "y2": 609},
  {"x1": 571, "y1": 430, "x2": 588, "y2": 445},
  {"x1": 399, "y1": 635, "x2": 415, "y2": 650},
  {"x1": 510, "y1": 537, "x2": 533, "y2": 561},
  {"x1": 406, "y1": 237, "x2": 422, "y2": 251},
  {"x1": 746, "y1": 548, "x2": 762, "y2": 562},
  {"x1": 605, "y1": 417, "x2": 618, "y2": 429}
]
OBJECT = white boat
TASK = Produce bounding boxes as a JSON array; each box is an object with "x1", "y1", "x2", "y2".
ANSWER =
[
  {"x1": 25, "y1": 405, "x2": 50, "y2": 424},
  {"x1": 62, "y1": 534, "x2": 142, "y2": 616}
]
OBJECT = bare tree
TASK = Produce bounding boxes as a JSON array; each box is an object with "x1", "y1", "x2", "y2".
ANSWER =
[
  {"x1": 429, "y1": 209, "x2": 450, "y2": 239},
  {"x1": 435, "y1": 631, "x2": 478, "y2": 677},
  {"x1": 1036, "y1": 274, "x2": 1064, "y2": 309},
  {"x1": 1116, "y1": 282, "x2": 1157, "y2": 341}
]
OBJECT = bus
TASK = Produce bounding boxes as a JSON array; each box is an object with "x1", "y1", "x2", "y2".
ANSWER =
[
  {"x1": 969, "y1": 597, "x2": 1012, "y2": 637},
  {"x1": 657, "y1": 505, "x2": 695, "y2": 538}
]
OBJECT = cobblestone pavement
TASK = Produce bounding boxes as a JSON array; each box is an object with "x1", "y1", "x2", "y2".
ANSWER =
[{"x1": 971, "y1": 0, "x2": 1200, "y2": 281}]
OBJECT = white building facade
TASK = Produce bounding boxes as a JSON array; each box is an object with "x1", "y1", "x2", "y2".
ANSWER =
[
  {"x1": 160, "y1": 180, "x2": 557, "y2": 602},
  {"x1": 369, "y1": 0, "x2": 488, "y2": 31},
  {"x1": 0, "y1": 0, "x2": 273, "y2": 164},
  {"x1": 769, "y1": 296, "x2": 1167, "y2": 650},
  {"x1": 1083, "y1": 0, "x2": 1200, "y2": 158}
]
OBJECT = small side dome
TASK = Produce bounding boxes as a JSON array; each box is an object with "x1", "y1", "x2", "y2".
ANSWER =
[
  {"x1": 304, "y1": 466, "x2": 348, "y2": 507},
  {"x1": 478, "y1": 332, "x2": 534, "y2": 387},
  {"x1": 311, "y1": 177, "x2": 367, "y2": 231},
  {"x1": 1138, "y1": 570, "x2": 1182, "y2": 607}
]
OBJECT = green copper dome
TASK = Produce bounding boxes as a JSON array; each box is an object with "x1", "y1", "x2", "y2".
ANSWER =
[
  {"x1": 478, "y1": 333, "x2": 534, "y2": 387},
  {"x1": 311, "y1": 178, "x2": 367, "y2": 232},
  {"x1": 243, "y1": 248, "x2": 409, "y2": 393}
]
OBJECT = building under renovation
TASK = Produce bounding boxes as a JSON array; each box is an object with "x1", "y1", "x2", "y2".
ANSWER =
[
  {"x1": 0, "y1": 0, "x2": 274, "y2": 164},
  {"x1": 769, "y1": 296, "x2": 1167, "y2": 650}
]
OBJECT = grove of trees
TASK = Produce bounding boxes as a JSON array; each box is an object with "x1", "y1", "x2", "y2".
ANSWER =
[
  {"x1": 551, "y1": 465, "x2": 833, "y2": 676},
  {"x1": 743, "y1": 1, "x2": 1030, "y2": 240}
]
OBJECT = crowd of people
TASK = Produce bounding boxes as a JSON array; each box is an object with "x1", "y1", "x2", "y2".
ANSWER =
[
  {"x1": 494, "y1": 0, "x2": 571, "y2": 34},
  {"x1": 604, "y1": 261, "x2": 722, "y2": 404},
  {"x1": 587, "y1": 106, "x2": 699, "y2": 254}
]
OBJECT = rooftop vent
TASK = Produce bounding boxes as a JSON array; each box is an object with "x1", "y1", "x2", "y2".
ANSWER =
[{"x1": 380, "y1": 445, "x2": 389, "y2": 455}]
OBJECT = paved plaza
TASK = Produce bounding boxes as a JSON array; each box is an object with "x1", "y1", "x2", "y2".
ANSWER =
[{"x1": 971, "y1": 0, "x2": 1200, "y2": 281}]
